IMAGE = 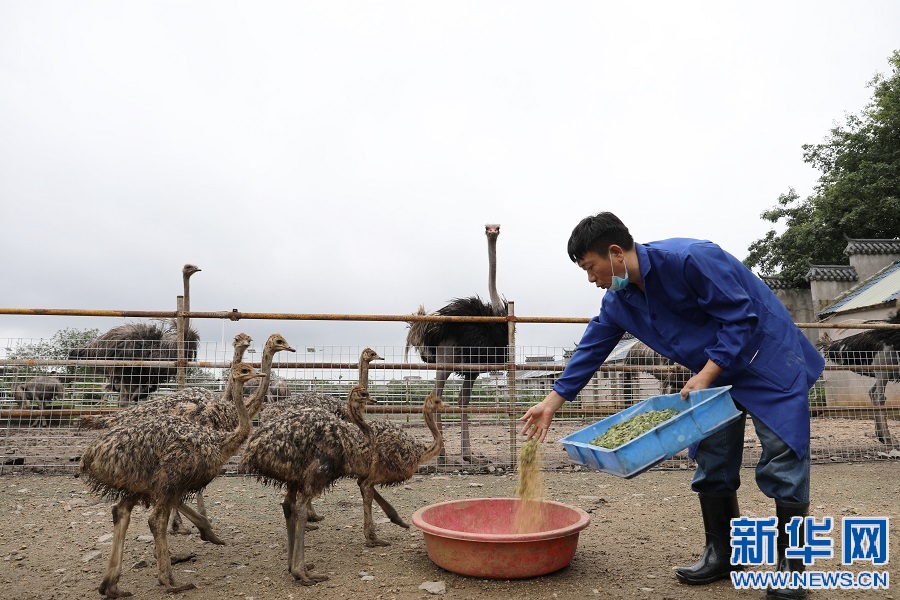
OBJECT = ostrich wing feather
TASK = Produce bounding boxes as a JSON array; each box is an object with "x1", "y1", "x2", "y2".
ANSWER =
[{"x1": 406, "y1": 295, "x2": 509, "y2": 367}]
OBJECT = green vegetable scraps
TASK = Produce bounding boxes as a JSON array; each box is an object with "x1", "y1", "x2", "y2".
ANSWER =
[{"x1": 589, "y1": 409, "x2": 680, "y2": 449}]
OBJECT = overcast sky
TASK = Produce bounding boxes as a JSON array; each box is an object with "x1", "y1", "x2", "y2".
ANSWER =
[{"x1": 2, "y1": 1, "x2": 899, "y2": 359}]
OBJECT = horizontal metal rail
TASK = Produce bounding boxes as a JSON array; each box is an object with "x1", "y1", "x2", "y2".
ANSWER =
[
  {"x1": 5, "y1": 358, "x2": 899, "y2": 374},
  {"x1": 3, "y1": 402, "x2": 897, "y2": 421},
  {"x1": 4, "y1": 307, "x2": 898, "y2": 330}
]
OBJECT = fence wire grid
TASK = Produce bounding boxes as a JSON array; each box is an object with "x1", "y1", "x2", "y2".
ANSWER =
[{"x1": 1, "y1": 329, "x2": 898, "y2": 476}]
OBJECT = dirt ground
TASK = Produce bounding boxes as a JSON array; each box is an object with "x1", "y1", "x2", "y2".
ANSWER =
[{"x1": 0, "y1": 460, "x2": 897, "y2": 600}]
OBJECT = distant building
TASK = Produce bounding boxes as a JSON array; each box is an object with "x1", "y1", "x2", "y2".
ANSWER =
[
  {"x1": 763, "y1": 237, "x2": 900, "y2": 344},
  {"x1": 764, "y1": 237, "x2": 900, "y2": 412}
]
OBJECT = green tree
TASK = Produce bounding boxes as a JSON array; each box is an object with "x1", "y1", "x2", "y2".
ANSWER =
[
  {"x1": 8, "y1": 327, "x2": 100, "y2": 371},
  {"x1": 745, "y1": 50, "x2": 900, "y2": 287}
]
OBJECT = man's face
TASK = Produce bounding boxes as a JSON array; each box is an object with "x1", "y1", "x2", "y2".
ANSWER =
[{"x1": 577, "y1": 250, "x2": 613, "y2": 289}]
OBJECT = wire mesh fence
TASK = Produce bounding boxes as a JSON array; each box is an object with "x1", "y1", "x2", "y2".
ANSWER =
[{"x1": 1, "y1": 324, "x2": 898, "y2": 476}]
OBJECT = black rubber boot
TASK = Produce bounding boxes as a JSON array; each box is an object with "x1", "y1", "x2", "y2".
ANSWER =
[
  {"x1": 767, "y1": 501, "x2": 810, "y2": 600},
  {"x1": 675, "y1": 492, "x2": 742, "y2": 585}
]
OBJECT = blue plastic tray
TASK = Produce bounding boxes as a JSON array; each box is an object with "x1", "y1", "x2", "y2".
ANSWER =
[{"x1": 559, "y1": 386, "x2": 740, "y2": 478}]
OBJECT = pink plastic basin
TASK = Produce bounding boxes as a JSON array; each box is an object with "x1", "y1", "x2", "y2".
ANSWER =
[{"x1": 411, "y1": 497, "x2": 590, "y2": 579}]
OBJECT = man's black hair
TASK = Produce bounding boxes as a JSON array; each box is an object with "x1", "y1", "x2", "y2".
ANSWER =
[{"x1": 567, "y1": 212, "x2": 634, "y2": 263}]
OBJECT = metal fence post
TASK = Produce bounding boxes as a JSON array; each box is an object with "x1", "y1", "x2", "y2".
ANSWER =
[{"x1": 507, "y1": 300, "x2": 517, "y2": 467}]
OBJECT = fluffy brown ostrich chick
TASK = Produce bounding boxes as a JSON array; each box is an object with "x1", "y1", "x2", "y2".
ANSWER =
[
  {"x1": 267, "y1": 347, "x2": 401, "y2": 527},
  {"x1": 79, "y1": 362, "x2": 264, "y2": 598},
  {"x1": 79, "y1": 333, "x2": 294, "y2": 536},
  {"x1": 239, "y1": 385, "x2": 375, "y2": 585},
  {"x1": 359, "y1": 392, "x2": 444, "y2": 546}
]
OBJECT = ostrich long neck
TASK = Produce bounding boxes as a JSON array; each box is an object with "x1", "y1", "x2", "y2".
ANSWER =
[
  {"x1": 359, "y1": 357, "x2": 371, "y2": 389},
  {"x1": 347, "y1": 392, "x2": 376, "y2": 472},
  {"x1": 245, "y1": 340, "x2": 277, "y2": 417},
  {"x1": 182, "y1": 270, "x2": 194, "y2": 334},
  {"x1": 222, "y1": 342, "x2": 250, "y2": 403},
  {"x1": 487, "y1": 233, "x2": 501, "y2": 314},
  {"x1": 347, "y1": 394, "x2": 373, "y2": 439},
  {"x1": 418, "y1": 399, "x2": 443, "y2": 465},
  {"x1": 221, "y1": 374, "x2": 254, "y2": 458}
]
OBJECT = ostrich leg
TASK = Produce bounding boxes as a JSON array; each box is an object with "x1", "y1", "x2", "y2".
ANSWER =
[
  {"x1": 170, "y1": 508, "x2": 189, "y2": 535},
  {"x1": 870, "y1": 380, "x2": 895, "y2": 446},
  {"x1": 282, "y1": 487, "x2": 298, "y2": 571},
  {"x1": 431, "y1": 362, "x2": 453, "y2": 463},
  {"x1": 176, "y1": 502, "x2": 226, "y2": 544},
  {"x1": 289, "y1": 495, "x2": 329, "y2": 585},
  {"x1": 195, "y1": 492, "x2": 207, "y2": 516},
  {"x1": 98, "y1": 498, "x2": 138, "y2": 599},
  {"x1": 359, "y1": 478, "x2": 391, "y2": 547},
  {"x1": 170, "y1": 496, "x2": 220, "y2": 541},
  {"x1": 147, "y1": 503, "x2": 196, "y2": 593},
  {"x1": 460, "y1": 372, "x2": 488, "y2": 464},
  {"x1": 353, "y1": 476, "x2": 409, "y2": 528}
]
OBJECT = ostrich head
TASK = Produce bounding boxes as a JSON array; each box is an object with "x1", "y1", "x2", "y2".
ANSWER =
[
  {"x1": 266, "y1": 333, "x2": 296, "y2": 352},
  {"x1": 347, "y1": 385, "x2": 372, "y2": 411},
  {"x1": 358, "y1": 347, "x2": 382, "y2": 388},
  {"x1": 361, "y1": 348, "x2": 383, "y2": 363},
  {"x1": 424, "y1": 393, "x2": 444, "y2": 413},
  {"x1": 232, "y1": 361, "x2": 264, "y2": 385},
  {"x1": 266, "y1": 333, "x2": 296, "y2": 355},
  {"x1": 485, "y1": 223, "x2": 500, "y2": 240},
  {"x1": 181, "y1": 264, "x2": 201, "y2": 324},
  {"x1": 233, "y1": 333, "x2": 252, "y2": 353}
]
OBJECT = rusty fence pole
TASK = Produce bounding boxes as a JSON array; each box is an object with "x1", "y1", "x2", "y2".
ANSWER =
[{"x1": 507, "y1": 301, "x2": 517, "y2": 468}]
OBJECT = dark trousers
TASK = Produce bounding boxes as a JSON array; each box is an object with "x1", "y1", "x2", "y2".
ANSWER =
[{"x1": 690, "y1": 412, "x2": 810, "y2": 503}]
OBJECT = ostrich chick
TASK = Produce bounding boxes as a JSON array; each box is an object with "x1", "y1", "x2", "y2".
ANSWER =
[
  {"x1": 359, "y1": 392, "x2": 443, "y2": 546},
  {"x1": 79, "y1": 362, "x2": 264, "y2": 598},
  {"x1": 272, "y1": 347, "x2": 403, "y2": 528},
  {"x1": 239, "y1": 386, "x2": 374, "y2": 585}
]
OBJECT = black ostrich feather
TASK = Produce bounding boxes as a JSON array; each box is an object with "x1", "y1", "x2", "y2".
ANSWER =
[
  {"x1": 821, "y1": 312, "x2": 900, "y2": 369},
  {"x1": 406, "y1": 295, "x2": 509, "y2": 368}
]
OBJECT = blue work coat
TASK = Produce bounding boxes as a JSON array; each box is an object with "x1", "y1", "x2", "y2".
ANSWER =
[{"x1": 554, "y1": 238, "x2": 825, "y2": 459}]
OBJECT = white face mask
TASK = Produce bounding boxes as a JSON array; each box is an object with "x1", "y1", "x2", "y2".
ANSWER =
[{"x1": 608, "y1": 252, "x2": 629, "y2": 291}]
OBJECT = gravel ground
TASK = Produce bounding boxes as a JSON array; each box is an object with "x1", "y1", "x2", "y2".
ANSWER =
[{"x1": 0, "y1": 461, "x2": 897, "y2": 600}]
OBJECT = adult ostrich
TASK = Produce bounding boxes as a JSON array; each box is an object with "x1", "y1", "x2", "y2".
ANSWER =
[
  {"x1": 817, "y1": 312, "x2": 900, "y2": 446},
  {"x1": 69, "y1": 264, "x2": 201, "y2": 405},
  {"x1": 406, "y1": 224, "x2": 508, "y2": 464}
]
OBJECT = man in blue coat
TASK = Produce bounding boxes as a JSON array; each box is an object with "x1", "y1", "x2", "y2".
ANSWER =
[{"x1": 520, "y1": 212, "x2": 824, "y2": 600}]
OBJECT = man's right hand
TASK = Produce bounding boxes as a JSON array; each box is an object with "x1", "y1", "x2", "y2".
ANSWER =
[{"x1": 518, "y1": 391, "x2": 567, "y2": 442}]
